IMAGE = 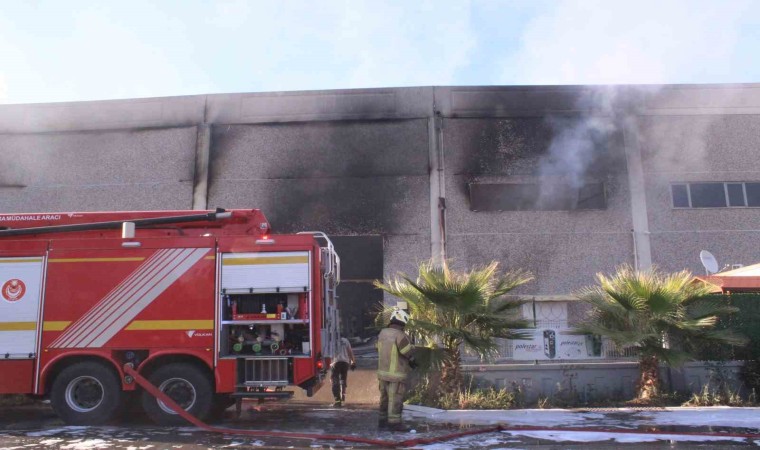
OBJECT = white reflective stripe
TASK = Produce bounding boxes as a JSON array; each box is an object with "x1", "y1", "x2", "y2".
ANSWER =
[
  {"x1": 74, "y1": 249, "x2": 190, "y2": 348},
  {"x1": 85, "y1": 248, "x2": 207, "y2": 348},
  {"x1": 50, "y1": 248, "x2": 208, "y2": 348},
  {"x1": 50, "y1": 249, "x2": 175, "y2": 348}
]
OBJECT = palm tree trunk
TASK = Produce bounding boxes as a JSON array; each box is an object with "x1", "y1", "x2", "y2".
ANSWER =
[
  {"x1": 637, "y1": 355, "x2": 660, "y2": 400},
  {"x1": 440, "y1": 348, "x2": 462, "y2": 395}
]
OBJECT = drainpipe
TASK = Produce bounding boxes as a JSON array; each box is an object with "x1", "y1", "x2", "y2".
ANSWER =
[{"x1": 429, "y1": 107, "x2": 446, "y2": 266}]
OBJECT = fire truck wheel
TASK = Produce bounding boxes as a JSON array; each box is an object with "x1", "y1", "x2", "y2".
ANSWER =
[
  {"x1": 141, "y1": 363, "x2": 213, "y2": 425},
  {"x1": 50, "y1": 362, "x2": 124, "y2": 425}
]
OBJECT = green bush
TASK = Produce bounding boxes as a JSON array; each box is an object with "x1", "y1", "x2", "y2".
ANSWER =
[
  {"x1": 682, "y1": 384, "x2": 747, "y2": 407},
  {"x1": 740, "y1": 360, "x2": 760, "y2": 393},
  {"x1": 697, "y1": 294, "x2": 760, "y2": 361},
  {"x1": 405, "y1": 375, "x2": 523, "y2": 410}
]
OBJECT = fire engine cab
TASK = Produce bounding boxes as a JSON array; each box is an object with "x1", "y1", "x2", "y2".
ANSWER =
[{"x1": 0, "y1": 209, "x2": 341, "y2": 425}]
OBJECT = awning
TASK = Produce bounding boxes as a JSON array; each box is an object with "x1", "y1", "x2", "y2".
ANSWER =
[{"x1": 695, "y1": 262, "x2": 760, "y2": 293}]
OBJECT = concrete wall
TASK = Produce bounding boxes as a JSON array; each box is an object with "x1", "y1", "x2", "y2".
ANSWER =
[
  {"x1": 0, "y1": 127, "x2": 197, "y2": 212},
  {"x1": 292, "y1": 360, "x2": 746, "y2": 406},
  {"x1": 466, "y1": 361, "x2": 745, "y2": 404},
  {"x1": 639, "y1": 112, "x2": 760, "y2": 274}
]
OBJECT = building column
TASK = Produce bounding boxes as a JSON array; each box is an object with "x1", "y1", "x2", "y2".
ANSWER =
[
  {"x1": 623, "y1": 116, "x2": 653, "y2": 270},
  {"x1": 192, "y1": 124, "x2": 211, "y2": 210}
]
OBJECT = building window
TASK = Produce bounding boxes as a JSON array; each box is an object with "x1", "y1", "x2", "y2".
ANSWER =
[
  {"x1": 671, "y1": 182, "x2": 760, "y2": 208},
  {"x1": 468, "y1": 182, "x2": 606, "y2": 211}
]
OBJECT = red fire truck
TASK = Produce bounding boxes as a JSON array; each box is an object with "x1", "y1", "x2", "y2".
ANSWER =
[{"x1": 0, "y1": 209, "x2": 340, "y2": 425}]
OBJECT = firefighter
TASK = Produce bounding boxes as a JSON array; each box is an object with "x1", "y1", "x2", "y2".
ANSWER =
[
  {"x1": 330, "y1": 336, "x2": 356, "y2": 406},
  {"x1": 376, "y1": 307, "x2": 417, "y2": 431}
]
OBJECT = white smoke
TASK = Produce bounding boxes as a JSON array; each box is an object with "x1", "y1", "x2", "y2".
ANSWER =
[{"x1": 504, "y1": 0, "x2": 756, "y2": 85}]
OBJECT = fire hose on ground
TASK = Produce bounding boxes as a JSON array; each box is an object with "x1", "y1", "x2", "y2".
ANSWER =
[{"x1": 124, "y1": 365, "x2": 760, "y2": 448}]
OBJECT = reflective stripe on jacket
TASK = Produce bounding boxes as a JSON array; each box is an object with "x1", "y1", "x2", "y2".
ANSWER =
[{"x1": 376, "y1": 326, "x2": 414, "y2": 382}]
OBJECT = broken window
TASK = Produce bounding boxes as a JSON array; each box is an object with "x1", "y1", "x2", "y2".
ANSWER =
[{"x1": 468, "y1": 182, "x2": 606, "y2": 211}]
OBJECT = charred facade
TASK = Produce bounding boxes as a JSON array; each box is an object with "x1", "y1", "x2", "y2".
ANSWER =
[{"x1": 2, "y1": 84, "x2": 760, "y2": 343}]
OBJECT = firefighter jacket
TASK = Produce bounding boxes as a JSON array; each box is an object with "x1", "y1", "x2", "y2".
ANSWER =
[{"x1": 376, "y1": 325, "x2": 415, "y2": 382}]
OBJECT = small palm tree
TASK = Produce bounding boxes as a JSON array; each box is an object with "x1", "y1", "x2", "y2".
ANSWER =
[
  {"x1": 374, "y1": 260, "x2": 533, "y2": 395},
  {"x1": 576, "y1": 265, "x2": 744, "y2": 401}
]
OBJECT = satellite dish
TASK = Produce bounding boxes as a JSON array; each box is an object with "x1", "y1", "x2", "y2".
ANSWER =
[{"x1": 700, "y1": 250, "x2": 719, "y2": 275}]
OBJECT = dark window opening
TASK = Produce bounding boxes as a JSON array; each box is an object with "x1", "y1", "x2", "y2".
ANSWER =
[
  {"x1": 689, "y1": 183, "x2": 727, "y2": 208},
  {"x1": 746, "y1": 183, "x2": 760, "y2": 207},
  {"x1": 671, "y1": 184, "x2": 689, "y2": 207},
  {"x1": 727, "y1": 183, "x2": 745, "y2": 207},
  {"x1": 469, "y1": 182, "x2": 606, "y2": 211},
  {"x1": 330, "y1": 235, "x2": 383, "y2": 340}
]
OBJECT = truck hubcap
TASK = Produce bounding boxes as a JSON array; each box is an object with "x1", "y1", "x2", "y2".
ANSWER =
[
  {"x1": 157, "y1": 377, "x2": 196, "y2": 415},
  {"x1": 65, "y1": 376, "x2": 104, "y2": 413}
]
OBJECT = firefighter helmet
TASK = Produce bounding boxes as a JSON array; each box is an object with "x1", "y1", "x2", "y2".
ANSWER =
[{"x1": 389, "y1": 307, "x2": 410, "y2": 324}]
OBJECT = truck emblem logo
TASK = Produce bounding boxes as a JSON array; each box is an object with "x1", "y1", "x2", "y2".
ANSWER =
[
  {"x1": 186, "y1": 330, "x2": 195, "y2": 337},
  {"x1": 2, "y1": 279, "x2": 26, "y2": 302}
]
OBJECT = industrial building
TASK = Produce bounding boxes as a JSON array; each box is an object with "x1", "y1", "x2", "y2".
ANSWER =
[{"x1": 2, "y1": 84, "x2": 759, "y2": 399}]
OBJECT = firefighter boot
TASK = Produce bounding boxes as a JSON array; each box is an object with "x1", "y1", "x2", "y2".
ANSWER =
[
  {"x1": 378, "y1": 418, "x2": 389, "y2": 430},
  {"x1": 332, "y1": 399, "x2": 342, "y2": 407}
]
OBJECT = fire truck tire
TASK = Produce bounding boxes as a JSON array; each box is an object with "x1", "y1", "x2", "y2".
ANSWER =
[
  {"x1": 141, "y1": 363, "x2": 213, "y2": 425},
  {"x1": 50, "y1": 362, "x2": 124, "y2": 425}
]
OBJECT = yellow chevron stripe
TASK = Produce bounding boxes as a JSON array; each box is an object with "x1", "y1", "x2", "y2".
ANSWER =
[
  {"x1": 43, "y1": 321, "x2": 71, "y2": 331},
  {"x1": 0, "y1": 322, "x2": 36, "y2": 331},
  {"x1": 49, "y1": 257, "x2": 145, "y2": 263},
  {"x1": 125, "y1": 320, "x2": 214, "y2": 330},
  {"x1": 223, "y1": 256, "x2": 308, "y2": 266},
  {"x1": 0, "y1": 258, "x2": 43, "y2": 263}
]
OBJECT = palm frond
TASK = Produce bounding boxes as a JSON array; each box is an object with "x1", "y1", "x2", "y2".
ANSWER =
[{"x1": 576, "y1": 264, "x2": 743, "y2": 368}]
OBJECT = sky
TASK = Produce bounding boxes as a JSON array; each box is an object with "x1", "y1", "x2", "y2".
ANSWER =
[{"x1": 0, "y1": 0, "x2": 759, "y2": 105}]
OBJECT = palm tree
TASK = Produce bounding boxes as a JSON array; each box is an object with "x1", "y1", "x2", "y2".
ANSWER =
[
  {"x1": 374, "y1": 260, "x2": 533, "y2": 395},
  {"x1": 575, "y1": 265, "x2": 744, "y2": 401}
]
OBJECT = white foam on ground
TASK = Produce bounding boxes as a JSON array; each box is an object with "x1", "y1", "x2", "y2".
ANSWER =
[
  {"x1": 404, "y1": 405, "x2": 760, "y2": 429},
  {"x1": 412, "y1": 429, "x2": 746, "y2": 448},
  {"x1": 646, "y1": 407, "x2": 760, "y2": 428},
  {"x1": 59, "y1": 439, "x2": 111, "y2": 449},
  {"x1": 504, "y1": 430, "x2": 746, "y2": 444},
  {"x1": 25, "y1": 426, "x2": 90, "y2": 437}
]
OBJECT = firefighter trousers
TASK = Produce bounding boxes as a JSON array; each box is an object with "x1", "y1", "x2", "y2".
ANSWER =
[
  {"x1": 378, "y1": 379, "x2": 407, "y2": 424},
  {"x1": 331, "y1": 361, "x2": 349, "y2": 401}
]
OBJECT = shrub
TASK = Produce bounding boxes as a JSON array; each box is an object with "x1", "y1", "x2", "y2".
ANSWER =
[
  {"x1": 740, "y1": 360, "x2": 760, "y2": 394},
  {"x1": 405, "y1": 375, "x2": 523, "y2": 410},
  {"x1": 682, "y1": 385, "x2": 746, "y2": 407}
]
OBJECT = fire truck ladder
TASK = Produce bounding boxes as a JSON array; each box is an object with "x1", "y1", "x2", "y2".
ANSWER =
[{"x1": 0, "y1": 209, "x2": 232, "y2": 237}]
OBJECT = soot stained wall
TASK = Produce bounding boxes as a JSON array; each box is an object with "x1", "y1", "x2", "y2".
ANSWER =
[
  {"x1": 0, "y1": 127, "x2": 197, "y2": 212},
  {"x1": 443, "y1": 117, "x2": 633, "y2": 295},
  {"x1": 207, "y1": 120, "x2": 429, "y2": 235}
]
